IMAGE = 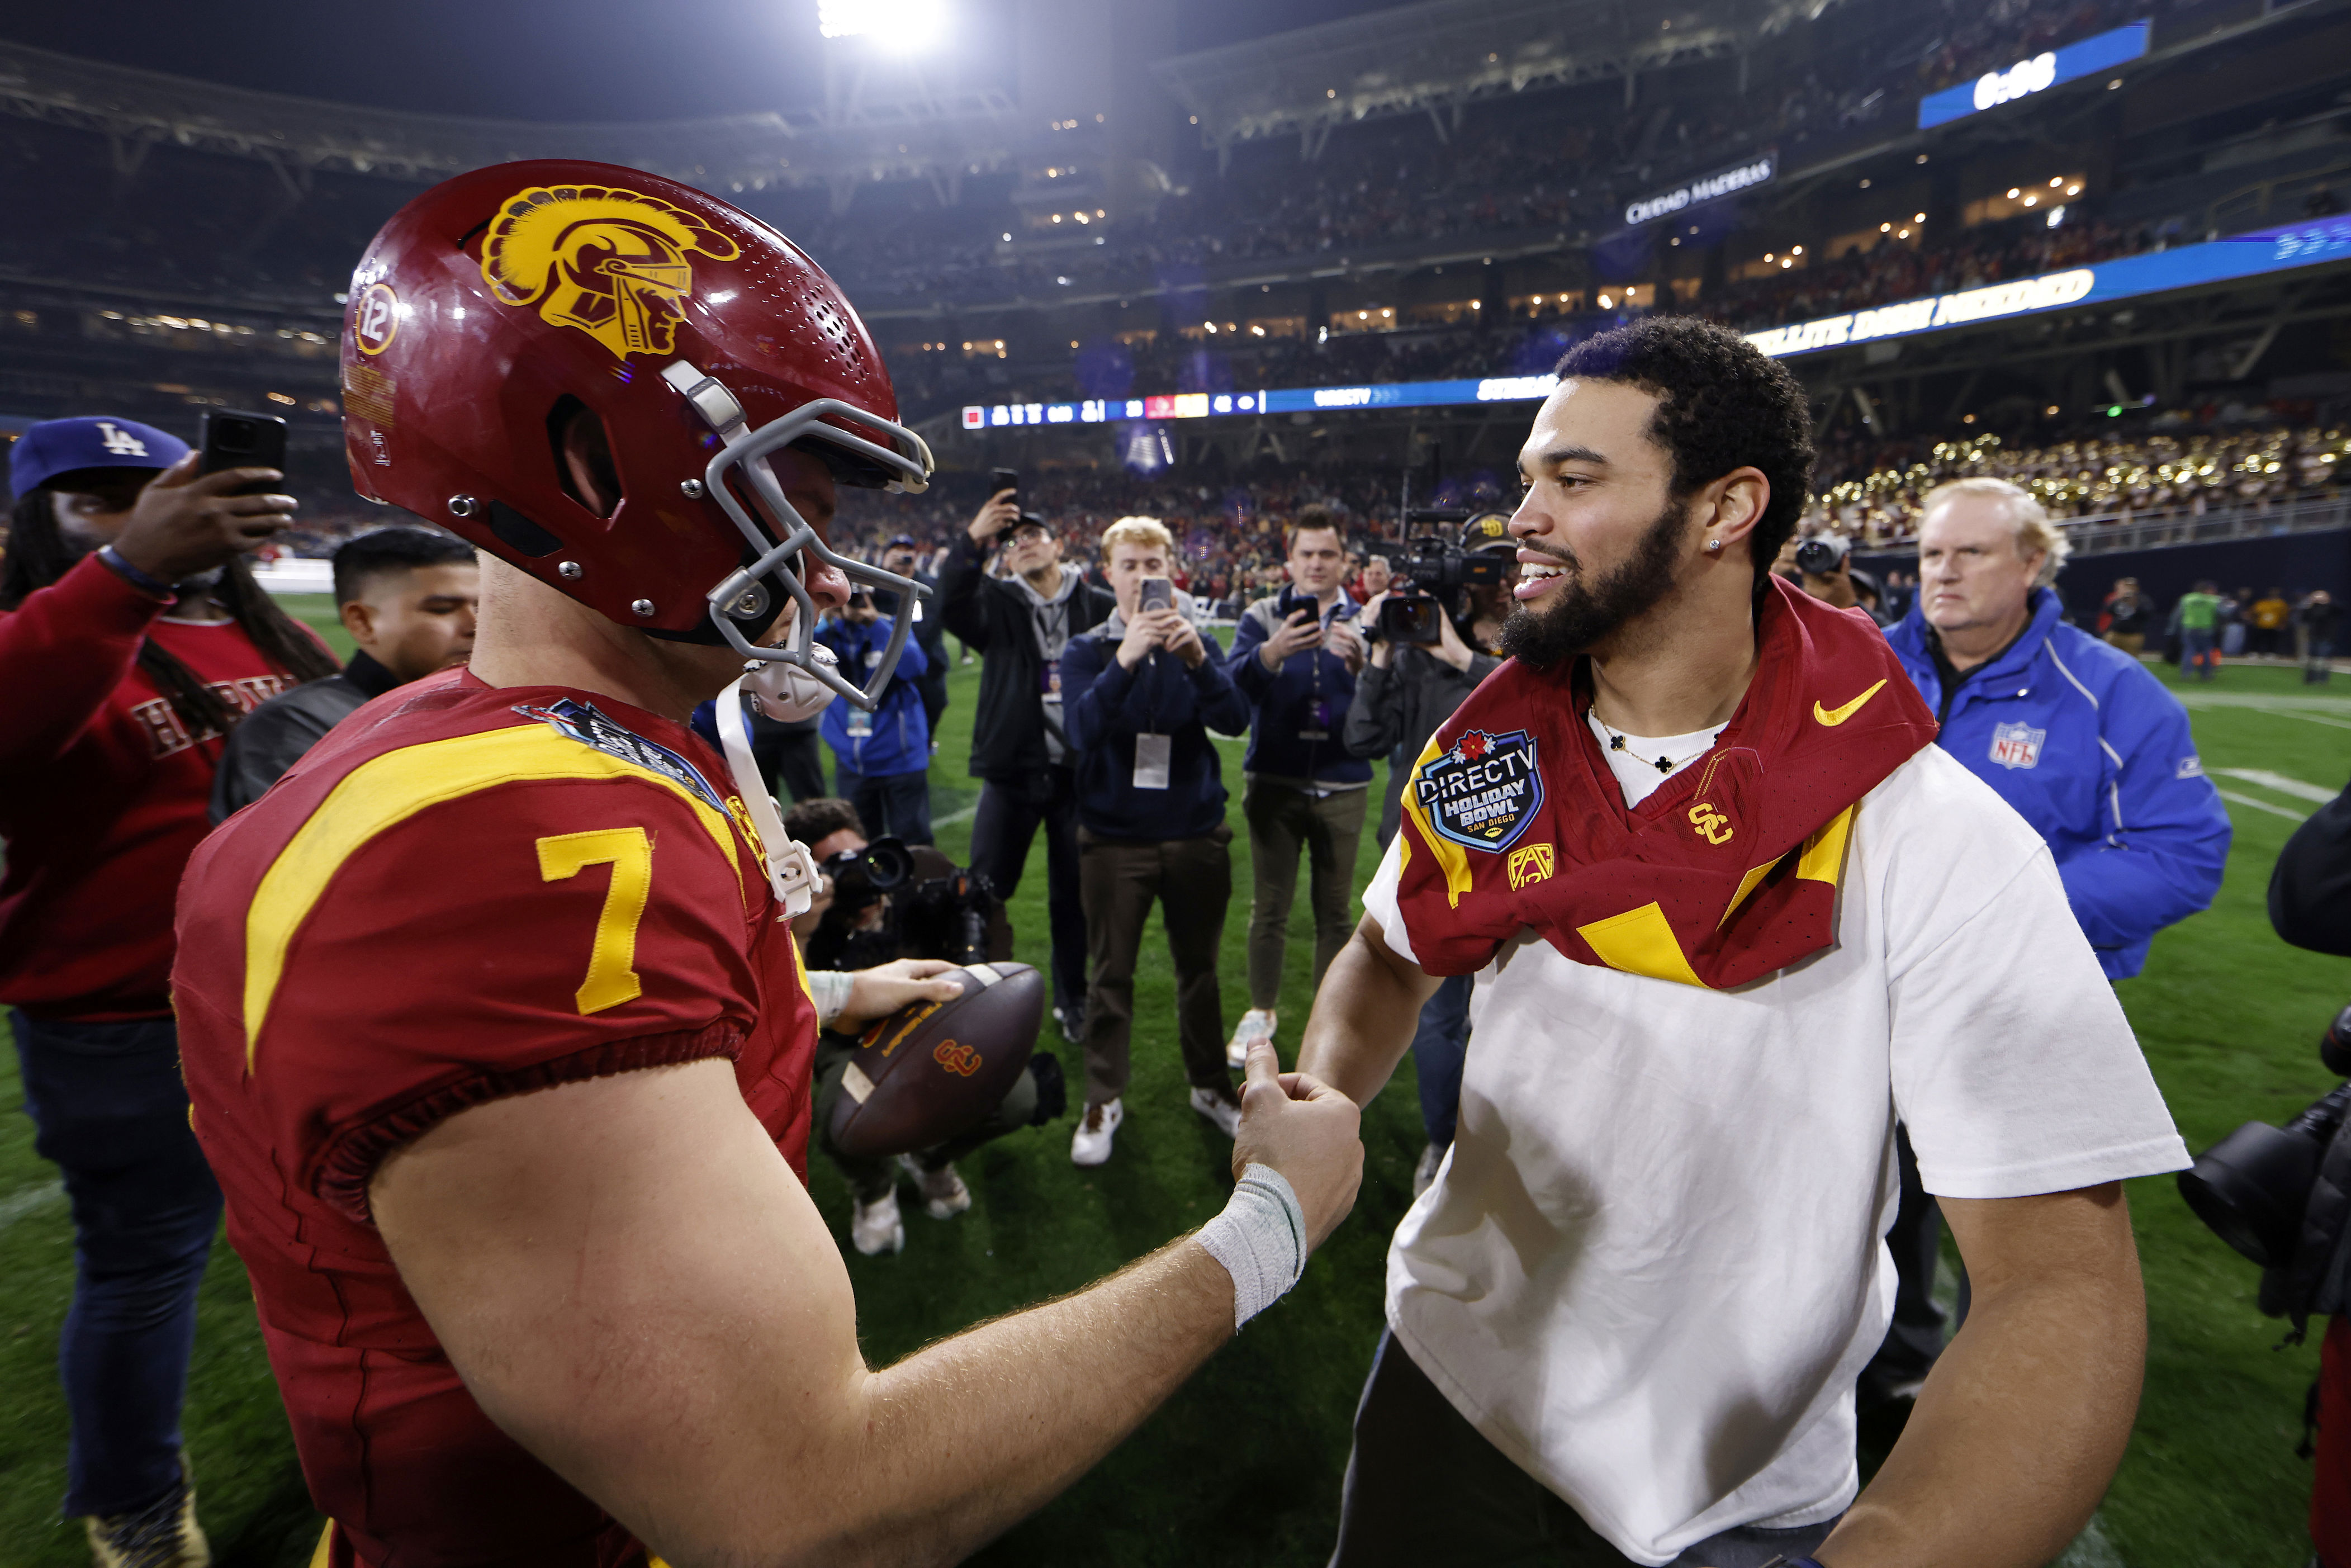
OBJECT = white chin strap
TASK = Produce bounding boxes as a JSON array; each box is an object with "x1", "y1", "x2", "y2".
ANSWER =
[
  {"x1": 715, "y1": 673, "x2": 820, "y2": 915},
  {"x1": 743, "y1": 644, "x2": 841, "y2": 723}
]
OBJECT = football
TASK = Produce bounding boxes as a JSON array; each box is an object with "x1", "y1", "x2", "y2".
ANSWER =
[{"x1": 826, "y1": 960, "x2": 1045, "y2": 1159}]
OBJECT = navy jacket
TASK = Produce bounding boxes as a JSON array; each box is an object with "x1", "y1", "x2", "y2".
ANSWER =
[
  {"x1": 1887, "y1": 588, "x2": 2231, "y2": 979},
  {"x1": 1226, "y1": 593, "x2": 1373, "y2": 787},
  {"x1": 817, "y1": 612, "x2": 931, "y2": 777},
  {"x1": 1062, "y1": 618, "x2": 1248, "y2": 840}
]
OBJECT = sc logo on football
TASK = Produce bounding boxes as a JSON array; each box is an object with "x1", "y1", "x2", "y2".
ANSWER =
[{"x1": 933, "y1": 1040, "x2": 982, "y2": 1077}]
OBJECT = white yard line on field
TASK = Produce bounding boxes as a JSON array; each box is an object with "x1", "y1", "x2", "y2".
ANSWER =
[
  {"x1": 2218, "y1": 789, "x2": 2312, "y2": 822},
  {"x1": 2212, "y1": 768, "x2": 2341, "y2": 804}
]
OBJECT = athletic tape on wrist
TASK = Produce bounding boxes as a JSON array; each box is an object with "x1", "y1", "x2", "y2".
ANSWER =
[
  {"x1": 807, "y1": 969, "x2": 855, "y2": 1026},
  {"x1": 1196, "y1": 1163, "x2": 1307, "y2": 1329}
]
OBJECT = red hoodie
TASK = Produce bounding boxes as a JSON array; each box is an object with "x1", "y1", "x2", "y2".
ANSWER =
[{"x1": 1, "y1": 554, "x2": 307, "y2": 1020}]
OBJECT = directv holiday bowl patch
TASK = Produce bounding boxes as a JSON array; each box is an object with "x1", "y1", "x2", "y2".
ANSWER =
[{"x1": 1416, "y1": 729, "x2": 1544, "y2": 853}]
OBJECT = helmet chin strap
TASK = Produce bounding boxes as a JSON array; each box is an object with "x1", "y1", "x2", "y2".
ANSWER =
[{"x1": 714, "y1": 674, "x2": 818, "y2": 916}]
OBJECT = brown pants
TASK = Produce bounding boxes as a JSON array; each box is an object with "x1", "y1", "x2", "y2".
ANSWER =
[
  {"x1": 1077, "y1": 826, "x2": 1234, "y2": 1107},
  {"x1": 2105, "y1": 631, "x2": 2145, "y2": 656},
  {"x1": 1242, "y1": 779, "x2": 1369, "y2": 1011}
]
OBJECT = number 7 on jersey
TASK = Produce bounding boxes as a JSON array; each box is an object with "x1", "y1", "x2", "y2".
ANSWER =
[{"x1": 536, "y1": 828, "x2": 652, "y2": 1015}]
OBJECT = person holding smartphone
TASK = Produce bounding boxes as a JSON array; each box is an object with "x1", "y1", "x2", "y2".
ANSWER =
[
  {"x1": 939, "y1": 484, "x2": 1113, "y2": 1043},
  {"x1": 0, "y1": 415, "x2": 335, "y2": 1562},
  {"x1": 1058, "y1": 517, "x2": 1250, "y2": 1166},
  {"x1": 1222, "y1": 505, "x2": 1372, "y2": 1069}
]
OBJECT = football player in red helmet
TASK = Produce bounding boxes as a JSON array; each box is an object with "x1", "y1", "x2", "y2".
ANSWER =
[{"x1": 172, "y1": 162, "x2": 1363, "y2": 1568}]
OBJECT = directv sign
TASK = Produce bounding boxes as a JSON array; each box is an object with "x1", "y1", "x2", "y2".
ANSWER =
[
  {"x1": 1746, "y1": 213, "x2": 2351, "y2": 358},
  {"x1": 1918, "y1": 20, "x2": 2149, "y2": 130},
  {"x1": 1624, "y1": 154, "x2": 1776, "y2": 228}
]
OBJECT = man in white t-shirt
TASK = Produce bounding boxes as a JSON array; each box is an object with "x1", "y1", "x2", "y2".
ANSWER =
[{"x1": 1299, "y1": 317, "x2": 2188, "y2": 1568}]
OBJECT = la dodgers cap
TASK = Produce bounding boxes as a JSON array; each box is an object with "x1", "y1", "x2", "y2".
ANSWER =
[
  {"x1": 886, "y1": 533, "x2": 919, "y2": 548},
  {"x1": 9, "y1": 416, "x2": 189, "y2": 499}
]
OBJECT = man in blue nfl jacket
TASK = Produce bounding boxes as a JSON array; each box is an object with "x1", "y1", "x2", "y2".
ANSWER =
[{"x1": 1867, "y1": 474, "x2": 2229, "y2": 1403}]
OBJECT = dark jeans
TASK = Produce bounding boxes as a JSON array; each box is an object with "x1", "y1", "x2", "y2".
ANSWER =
[
  {"x1": 2182, "y1": 626, "x2": 2217, "y2": 679},
  {"x1": 1077, "y1": 826, "x2": 1234, "y2": 1106},
  {"x1": 1864, "y1": 1124, "x2": 1950, "y2": 1396},
  {"x1": 769, "y1": 721, "x2": 827, "y2": 804},
  {"x1": 10, "y1": 1012, "x2": 222, "y2": 1517},
  {"x1": 838, "y1": 764, "x2": 933, "y2": 845},
  {"x1": 1410, "y1": 973, "x2": 1472, "y2": 1150},
  {"x1": 970, "y1": 771, "x2": 1089, "y2": 1020},
  {"x1": 1332, "y1": 1331, "x2": 1840, "y2": 1568}
]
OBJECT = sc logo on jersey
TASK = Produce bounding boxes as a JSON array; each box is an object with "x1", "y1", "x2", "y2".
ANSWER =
[
  {"x1": 1416, "y1": 728, "x2": 1544, "y2": 854},
  {"x1": 1989, "y1": 721, "x2": 2046, "y2": 770}
]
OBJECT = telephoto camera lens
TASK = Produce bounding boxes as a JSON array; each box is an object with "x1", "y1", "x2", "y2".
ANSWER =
[
  {"x1": 1794, "y1": 537, "x2": 1848, "y2": 576},
  {"x1": 2179, "y1": 1080, "x2": 2351, "y2": 1268}
]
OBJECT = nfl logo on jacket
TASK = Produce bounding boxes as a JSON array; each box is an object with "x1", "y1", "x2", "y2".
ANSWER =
[{"x1": 1987, "y1": 719, "x2": 2045, "y2": 769}]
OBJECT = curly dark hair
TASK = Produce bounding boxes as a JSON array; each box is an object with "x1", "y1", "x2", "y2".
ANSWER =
[
  {"x1": 1554, "y1": 318, "x2": 1815, "y2": 589},
  {"x1": 783, "y1": 795, "x2": 865, "y2": 847}
]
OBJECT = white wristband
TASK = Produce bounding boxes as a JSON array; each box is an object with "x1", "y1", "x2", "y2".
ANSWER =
[
  {"x1": 807, "y1": 969, "x2": 855, "y2": 1026},
  {"x1": 1196, "y1": 1163, "x2": 1307, "y2": 1329}
]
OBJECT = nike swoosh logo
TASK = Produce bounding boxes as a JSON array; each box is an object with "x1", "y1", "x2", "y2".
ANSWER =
[{"x1": 1814, "y1": 678, "x2": 1888, "y2": 727}]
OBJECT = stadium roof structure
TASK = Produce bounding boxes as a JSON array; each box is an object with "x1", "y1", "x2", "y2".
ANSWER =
[
  {"x1": 1151, "y1": 0, "x2": 1839, "y2": 157},
  {"x1": 0, "y1": 38, "x2": 1021, "y2": 195}
]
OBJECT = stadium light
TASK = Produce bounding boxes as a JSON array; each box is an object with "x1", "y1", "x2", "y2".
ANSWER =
[{"x1": 818, "y1": 0, "x2": 947, "y2": 47}]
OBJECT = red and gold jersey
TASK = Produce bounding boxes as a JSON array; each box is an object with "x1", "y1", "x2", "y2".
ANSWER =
[{"x1": 173, "y1": 667, "x2": 817, "y2": 1568}]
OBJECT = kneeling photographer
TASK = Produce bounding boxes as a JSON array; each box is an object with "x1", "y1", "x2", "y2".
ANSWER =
[
  {"x1": 1342, "y1": 512, "x2": 1511, "y2": 1193},
  {"x1": 785, "y1": 797, "x2": 1065, "y2": 1257},
  {"x1": 2181, "y1": 772, "x2": 2351, "y2": 1559}
]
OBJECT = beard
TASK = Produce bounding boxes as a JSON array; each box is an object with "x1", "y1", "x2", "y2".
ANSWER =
[{"x1": 1499, "y1": 495, "x2": 1693, "y2": 672}]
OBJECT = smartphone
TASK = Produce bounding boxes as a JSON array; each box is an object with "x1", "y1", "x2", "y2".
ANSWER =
[
  {"x1": 989, "y1": 467, "x2": 1019, "y2": 500},
  {"x1": 1139, "y1": 576, "x2": 1173, "y2": 614},
  {"x1": 198, "y1": 409, "x2": 288, "y2": 498}
]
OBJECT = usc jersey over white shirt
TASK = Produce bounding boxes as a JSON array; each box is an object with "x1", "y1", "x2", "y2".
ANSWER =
[{"x1": 1363, "y1": 741, "x2": 2187, "y2": 1564}]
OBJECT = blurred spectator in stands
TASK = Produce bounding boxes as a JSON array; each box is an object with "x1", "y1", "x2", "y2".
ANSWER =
[
  {"x1": 2252, "y1": 587, "x2": 2292, "y2": 657},
  {"x1": 1343, "y1": 555, "x2": 1510, "y2": 1194},
  {"x1": 816, "y1": 591, "x2": 932, "y2": 844},
  {"x1": 1873, "y1": 476, "x2": 2229, "y2": 1405},
  {"x1": 941, "y1": 494, "x2": 1113, "y2": 1043},
  {"x1": 2301, "y1": 590, "x2": 2338, "y2": 684},
  {"x1": 0, "y1": 415, "x2": 334, "y2": 1562},
  {"x1": 1225, "y1": 508, "x2": 1372, "y2": 1069},
  {"x1": 874, "y1": 532, "x2": 948, "y2": 749},
  {"x1": 2102, "y1": 577, "x2": 2153, "y2": 656},
  {"x1": 1059, "y1": 517, "x2": 1249, "y2": 1167},
  {"x1": 2307, "y1": 183, "x2": 2346, "y2": 219},
  {"x1": 211, "y1": 527, "x2": 476, "y2": 819}
]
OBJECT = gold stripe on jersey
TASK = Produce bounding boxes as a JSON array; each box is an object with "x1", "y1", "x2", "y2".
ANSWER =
[
  {"x1": 242, "y1": 723, "x2": 745, "y2": 1068},
  {"x1": 1576, "y1": 901, "x2": 1709, "y2": 988},
  {"x1": 1401, "y1": 733, "x2": 1474, "y2": 908}
]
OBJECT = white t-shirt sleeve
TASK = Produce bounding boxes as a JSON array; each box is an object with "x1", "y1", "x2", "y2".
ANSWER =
[
  {"x1": 1887, "y1": 827, "x2": 2189, "y2": 1200},
  {"x1": 1359, "y1": 833, "x2": 1418, "y2": 965}
]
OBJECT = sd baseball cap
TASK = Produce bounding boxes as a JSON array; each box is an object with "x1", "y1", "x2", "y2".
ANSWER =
[{"x1": 10, "y1": 416, "x2": 190, "y2": 499}]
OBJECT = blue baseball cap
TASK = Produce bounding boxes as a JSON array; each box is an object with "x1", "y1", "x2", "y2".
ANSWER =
[{"x1": 9, "y1": 416, "x2": 189, "y2": 499}]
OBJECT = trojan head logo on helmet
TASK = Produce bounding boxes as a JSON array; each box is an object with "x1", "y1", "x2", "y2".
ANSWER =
[
  {"x1": 481, "y1": 184, "x2": 739, "y2": 361},
  {"x1": 340, "y1": 159, "x2": 932, "y2": 713}
]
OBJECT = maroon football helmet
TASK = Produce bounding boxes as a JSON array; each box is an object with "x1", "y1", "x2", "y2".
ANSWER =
[{"x1": 340, "y1": 160, "x2": 932, "y2": 707}]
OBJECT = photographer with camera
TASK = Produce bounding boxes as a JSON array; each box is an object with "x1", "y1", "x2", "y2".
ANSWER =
[
  {"x1": 1223, "y1": 507, "x2": 1373, "y2": 1067},
  {"x1": 1060, "y1": 517, "x2": 1251, "y2": 1166},
  {"x1": 2177, "y1": 776, "x2": 2351, "y2": 1559},
  {"x1": 1345, "y1": 525, "x2": 1513, "y2": 1193},
  {"x1": 941, "y1": 488, "x2": 1114, "y2": 1043},
  {"x1": 785, "y1": 797, "x2": 1061, "y2": 1256},
  {"x1": 817, "y1": 584, "x2": 933, "y2": 844}
]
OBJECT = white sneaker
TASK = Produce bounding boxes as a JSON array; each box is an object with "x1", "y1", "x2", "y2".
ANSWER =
[
  {"x1": 850, "y1": 1187, "x2": 905, "y2": 1256},
  {"x1": 1189, "y1": 1083, "x2": 1243, "y2": 1139},
  {"x1": 900, "y1": 1154, "x2": 972, "y2": 1219},
  {"x1": 1071, "y1": 1098, "x2": 1124, "y2": 1166},
  {"x1": 1226, "y1": 1007, "x2": 1277, "y2": 1068}
]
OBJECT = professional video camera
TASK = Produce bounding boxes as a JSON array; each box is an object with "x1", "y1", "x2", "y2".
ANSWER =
[
  {"x1": 1794, "y1": 533, "x2": 1852, "y2": 576},
  {"x1": 1374, "y1": 508, "x2": 1514, "y2": 644},
  {"x1": 812, "y1": 837, "x2": 1011, "y2": 970},
  {"x1": 2179, "y1": 1002, "x2": 2351, "y2": 1334}
]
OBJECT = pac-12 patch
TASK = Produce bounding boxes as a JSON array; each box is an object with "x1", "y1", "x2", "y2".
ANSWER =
[{"x1": 1415, "y1": 728, "x2": 1544, "y2": 853}]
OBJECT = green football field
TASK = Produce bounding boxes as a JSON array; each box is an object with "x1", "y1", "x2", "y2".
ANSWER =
[{"x1": 1, "y1": 599, "x2": 2344, "y2": 1566}]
